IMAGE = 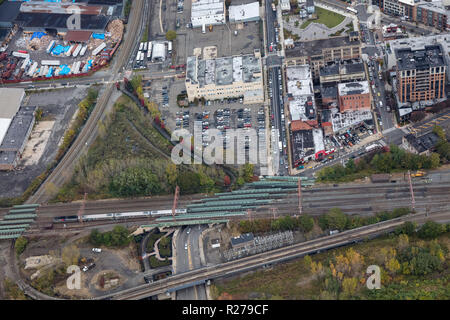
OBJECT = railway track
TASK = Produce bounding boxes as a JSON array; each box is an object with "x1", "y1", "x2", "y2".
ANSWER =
[
  {"x1": 25, "y1": 0, "x2": 145, "y2": 204},
  {"x1": 100, "y1": 211, "x2": 450, "y2": 300}
]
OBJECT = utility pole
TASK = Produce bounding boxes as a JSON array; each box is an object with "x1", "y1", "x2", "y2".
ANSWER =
[
  {"x1": 297, "y1": 177, "x2": 302, "y2": 217},
  {"x1": 77, "y1": 192, "x2": 87, "y2": 224},
  {"x1": 172, "y1": 185, "x2": 180, "y2": 220},
  {"x1": 407, "y1": 170, "x2": 415, "y2": 212},
  {"x1": 271, "y1": 207, "x2": 278, "y2": 220}
]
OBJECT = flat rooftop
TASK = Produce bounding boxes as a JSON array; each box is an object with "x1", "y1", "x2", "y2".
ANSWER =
[
  {"x1": 405, "y1": 132, "x2": 439, "y2": 153},
  {"x1": 229, "y1": 2, "x2": 260, "y2": 21},
  {"x1": 285, "y1": 36, "x2": 360, "y2": 58},
  {"x1": 0, "y1": 150, "x2": 17, "y2": 166},
  {"x1": 191, "y1": 0, "x2": 224, "y2": 18},
  {"x1": 338, "y1": 81, "x2": 369, "y2": 96},
  {"x1": 15, "y1": 12, "x2": 110, "y2": 31},
  {"x1": 0, "y1": 106, "x2": 36, "y2": 152},
  {"x1": 0, "y1": 1, "x2": 21, "y2": 24},
  {"x1": 186, "y1": 53, "x2": 262, "y2": 87},
  {"x1": 395, "y1": 44, "x2": 445, "y2": 71},
  {"x1": 0, "y1": 88, "x2": 25, "y2": 119},
  {"x1": 286, "y1": 65, "x2": 313, "y2": 96}
]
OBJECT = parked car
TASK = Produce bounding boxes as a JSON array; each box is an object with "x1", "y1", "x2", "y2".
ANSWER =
[{"x1": 92, "y1": 248, "x2": 102, "y2": 253}]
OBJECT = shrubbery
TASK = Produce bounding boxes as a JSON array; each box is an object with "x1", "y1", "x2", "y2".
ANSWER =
[
  {"x1": 317, "y1": 144, "x2": 442, "y2": 183},
  {"x1": 89, "y1": 226, "x2": 131, "y2": 247},
  {"x1": 238, "y1": 214, "x2": 315, "y2": 234},
  {"x1": 15, "y1": 236, "x2": 28, "y2": 256}
]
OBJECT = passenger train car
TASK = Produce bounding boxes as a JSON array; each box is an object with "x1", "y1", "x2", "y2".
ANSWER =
[{"x1": 53, "y1": 209, "x2": 187, "y2": 223}]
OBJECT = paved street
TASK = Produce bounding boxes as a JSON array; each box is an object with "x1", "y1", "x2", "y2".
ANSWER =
[{"x1": 175, "y1": 225, "x2": 207, "y2": 300}]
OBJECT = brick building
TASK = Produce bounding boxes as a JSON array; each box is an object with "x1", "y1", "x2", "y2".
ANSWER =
[
  {"x1": 395, "y1": 45, "x2": 446, "y2": 103},
  {"x1": 338, "y1": 81, "x2": 372, "y2": 112}
]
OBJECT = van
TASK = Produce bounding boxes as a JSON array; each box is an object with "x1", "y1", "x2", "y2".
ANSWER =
[{"x1": 202, "y1": 24, "x2": 206, "y2": 34}]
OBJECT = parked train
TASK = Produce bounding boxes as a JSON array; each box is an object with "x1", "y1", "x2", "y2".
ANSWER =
[{"x1": 53, "y1": 209, "x2": 187, "y2": 223}]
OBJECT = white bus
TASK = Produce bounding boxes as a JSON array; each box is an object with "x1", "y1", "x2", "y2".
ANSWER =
[{"x1": 346, "y1": 7, "x2": 358, "y2": 14}]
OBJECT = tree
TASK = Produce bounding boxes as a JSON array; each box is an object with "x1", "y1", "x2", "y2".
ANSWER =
[
  {"x1": 341, "y1": 277, "x2": 358, "y2": 298},
  {"x1": 109, "y1": 167, "x2": 161, "y2": 197},
  {"x1": 15, "y1": 236, "x2": 28, "y2": 256},
  {"x1": 429, "y1": 153, "x2": 440, "y2": 169},
  {"x1": 165, "y1": 30, "x2": 177, "y2": 41},
  {"x1": 417, "y1": 221, "x2": 445, "y2": 239},
  {"x1": 298, "y1": 215, "x2": 314, "y2": 233},
  {"x1": 223, "y1": 175, "x2": 231, "y2": 186},
  {"x1": 385, "y1": 257, "x2": 401, "y2": 275},
  {"x1": 242, "y1": 163, "x2": 254, "y2": 182},
  {"x1": 326, "y1": 208, "x2": 348, "y2": 230},
  {"x1": 165, "y1": 163, "x2": 178, "y2": 188},
  {"x1": 62, "y1": 244, "x2": 80, "y2": 267},
  {"x1": 410, "y1": 111, "x2": 426, "y2": 122}
]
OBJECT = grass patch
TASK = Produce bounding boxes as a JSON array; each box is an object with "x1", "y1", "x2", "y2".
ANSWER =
[{"x1": 300, "y1": 7, "x2": 345, "y2": 29}]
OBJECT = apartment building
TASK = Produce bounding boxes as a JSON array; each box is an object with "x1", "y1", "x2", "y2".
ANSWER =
[
  {"x1": 338, "y1": 81, "x2": 372, "y2": 112},
  {"x1": 286, "y1": 65, "x2": 316, "y2": 121},
  {"x1": 285, "y1": 33, "x2": 362, "y2": 80},
  {"x1": 395, "y1": 45, "x2": 446, "y2": 103},
  {"x1": 185, "y1": 50, "x2": 264, "y2": 103}
]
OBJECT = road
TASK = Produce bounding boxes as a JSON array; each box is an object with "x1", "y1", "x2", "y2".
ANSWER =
[
  {"x1": 24, "y1": 0, "x2": 146, "y2": 204},
  {"x1": 98, "y1": 210, "x2": 450, "y2": 300},
  {"x1": 175, "y1": 225, "x2": 207, "y2": 300}
]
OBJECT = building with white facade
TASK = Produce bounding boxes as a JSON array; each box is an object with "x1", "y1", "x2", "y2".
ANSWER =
[
  {"x1": 185, "y1": 50, "x2": 263, "y2": 103},
  {"x1": 191, "y1": 0, "x2": 225, "y2": 28},
  {"x1": 286, "y1": 65, "x2": 316, "y2": 121},
  {"x1": 229, "y1": 2, "x2": 260, "y2": 23}
]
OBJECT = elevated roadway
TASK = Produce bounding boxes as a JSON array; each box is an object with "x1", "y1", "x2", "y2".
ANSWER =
[{"x1": 98, "y1": 210, "x2": 450, "y2": 300}]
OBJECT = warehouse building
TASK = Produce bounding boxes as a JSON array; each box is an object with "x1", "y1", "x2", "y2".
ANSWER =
[
  {"x1": 290, "y1": 120, "x2": 324, "y2": 166},
  {"x1": 338, "y1": 81, "x2": 371, "y2": 112},
  {"x1": 286, "y1": 65, "x2": 316, "y2": 121},
  {"x1": 191, "y1": 0, "x2": 225, "y2": 28},
  {"x1": 285, "y1": 34, "x2": 362, "y2": 80},
  {"x1": 0, "y1": 88, "x2": 25, "y2": 147},
  {"x1": 319, "y1": 61, "x2": 365, "y2": 84},
  {"x1": 0, "y1": 104, "x2": 36, "y2": 171},
  {"x1": 185, "y1": 50, "x2": 263, "y2": 103},
  {"x1": 229, "y1": 2, "x2": 260, "y2": 23}
]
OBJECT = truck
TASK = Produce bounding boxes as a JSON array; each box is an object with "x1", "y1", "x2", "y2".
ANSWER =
[
  {"x1": 208, "y1": 25, "x2": 213, "y2": 32},
  {"x1": 41, "y1": 60, "x2": 60, "y2": 66},
  {"x1": 202, "y1": 24, "x2": 206, "y2": 34},
  {"x1": 365, "y1": 144, "x2": 379, "y2": 153},
  {"x1": 72, "y1": 44, "x2": 82, "y2": 58},
  {"x1": 79, "y1": 45, "x2": 88, "y2": 57},
  {"x1": 272, "y1": 3, "x2": 276, "y2": 11},
  {"x1": 278, "y1": 141, "x2": 282, "y2": 151},
  {"x1": 168, "y1": 41, "x2": 172, "y2": 54},
  {"x1": 139, "y1": 42, "x2": 144, "y2": 51},
  {"x1": 329, "y1": 230, "x2": 340, "y2": 235}
]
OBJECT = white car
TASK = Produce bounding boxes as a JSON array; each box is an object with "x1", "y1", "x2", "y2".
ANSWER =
[
  {"x1": 187, "y1": 228, "x2": 191, "y2": 234},
  {"x1": 184, "y1": 243, "x2": 188, "y2": 250},
  {"x1": 92, "y1": 248, "x2": 102, "y2": 253}
]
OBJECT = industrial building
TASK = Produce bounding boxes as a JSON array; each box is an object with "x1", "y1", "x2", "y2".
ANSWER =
[
  {"x1": 185, "y1": 50, "x2": 263, "y2": 103},
  {"x1": 285, "y1": 34, "x2": 362, "y2": 80},
  {"x1": 191, "y1": 0, "x2": 225, "y2": 28},
  {"x1": 290, "y1": 120, "x2": 324, "y2": 166},
  {"x1": 338, "y1": 81, "x2": 371, "y2": 112},
  {"x1": 0, "y1": 88, "x2": 25, "y2": 147},
  {"x1": 319, "y1": 61, "x2": 365, "y2": 84},
  {"x1": 286, "y1": 65, "x2": 316, "y2": 121},
  {"x1": 402, "y1": 132, "x2": 440, "y2": 155},
  {"x1": 395, "y1": 45, "x2": 446, "y2": 103},
  {"x1": 229, "y1": 2, "x2": 260, "y2": 23},
  {"x1": 151, "y1": 42, "x2": 167, "y2": 62},
  {"x1": 328, "y1": 108, "x2": 373, "y2": 134},
  {"x1": 0, "y1": 92, "x2": 36, "y2": 171}
]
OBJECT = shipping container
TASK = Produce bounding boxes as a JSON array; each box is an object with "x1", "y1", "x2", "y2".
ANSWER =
[{"x1": 92, "y1": 42, "x2": 106, "y2": 56}]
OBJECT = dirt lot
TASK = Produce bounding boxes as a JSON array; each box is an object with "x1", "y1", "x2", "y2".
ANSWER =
[{"x1": 0, "y1": 87, "x2": 90, "y2": 199}]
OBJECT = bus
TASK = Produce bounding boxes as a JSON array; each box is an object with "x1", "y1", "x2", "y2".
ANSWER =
[{"x1": 346, "y1": 7, "x2": 358, "y2": 14}]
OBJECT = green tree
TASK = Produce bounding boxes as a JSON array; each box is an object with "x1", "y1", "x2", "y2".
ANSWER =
[
  {"x1": 326, "y1": 208, "x2": 348, "y2": 230},
  {"x1": 109, "y1": 167, "x2": 161, "y2": 197},
  {"x1": 298, "y1": 215, "x2": 314, "y2": 233},
  {"x1": 165, "y1": 163, "x2": 178, "y2": 188},
  {"x1": 165, "y1": 30, "x2": 177, "y2": 41},
  {"x1": 177, "y1": 171, "x2": 201, "y2": 194},
  {"x1": 15, "y1": 236, "x2": 28, "y2": 256},
  {"x1": 242, "y1": 163, "x2": 254, "y2": 182},
  {"x1": 417, "y1": 221, "x2": 446, "y2": 239}
]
